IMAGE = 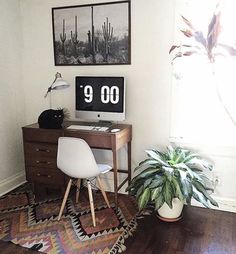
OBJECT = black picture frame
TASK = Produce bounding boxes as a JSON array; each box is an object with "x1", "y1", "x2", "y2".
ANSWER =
[{"x1": 52, "y1": 0, "x2": 131, "y2": 66}]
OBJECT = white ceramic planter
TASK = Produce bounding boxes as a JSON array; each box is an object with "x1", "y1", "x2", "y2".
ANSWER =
[{"x1": 158, "y1": 198, "x2": 184, "y2": 220}]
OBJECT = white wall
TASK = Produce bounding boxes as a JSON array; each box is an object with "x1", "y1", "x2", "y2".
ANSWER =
[
  {"x1": 20, "y1": 0, "x2": 175, "y2": 188},
  {"x1": 0, "y1": 0, "x2": 26, "y2": 194}
]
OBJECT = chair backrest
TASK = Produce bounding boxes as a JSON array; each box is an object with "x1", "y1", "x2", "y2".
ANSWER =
[{"x1": 57, "y1": 137, "x2": 100, "y2": 179}]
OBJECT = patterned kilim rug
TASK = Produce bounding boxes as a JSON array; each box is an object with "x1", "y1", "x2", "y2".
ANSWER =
[{"x1": 0, "y1": 184, "x2": 138, "y2": 253}]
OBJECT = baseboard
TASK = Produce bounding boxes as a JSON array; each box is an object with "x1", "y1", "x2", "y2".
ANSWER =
[
  {"x1": 191, "y1": 196, "x2": 236, "y2": 213},
  {"x1": 97, "y1": 174, "x2": 128, "y2": 194},
  {"x1": 0, "y1": 171, "x2": 26, "y2": 196},
  {"x1": 99, "y1": 176, "x2": 236, "y2": 213},
  {"x1": 4, "y1": 172, "x2": 232, "y2": 213}
]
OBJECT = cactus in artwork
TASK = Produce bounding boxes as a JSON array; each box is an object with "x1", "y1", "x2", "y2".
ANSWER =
[
  {"x1": 102, "y1": 17, "x2": 113, "y2": 61},
  {"x1": 70, "y1": 16, "x2": 79, "y2": 57},
  {"x1": 87, "y1": 30, "x2": 92, "y2": 50},
  {"x1": 60, "y1": 19, "x2": 66, "y2": 55},
  {"x1": 90, "y1": 7, "x2": 96, "y2": 63}
]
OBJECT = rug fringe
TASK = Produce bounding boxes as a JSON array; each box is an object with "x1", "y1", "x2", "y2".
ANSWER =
[{"x1": 109, "y1": 215, "x2": 138, "y2": 254}]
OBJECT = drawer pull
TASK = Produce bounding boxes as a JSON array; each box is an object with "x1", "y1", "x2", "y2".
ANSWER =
[
  {"x1": 36, "y1": 160, "x2": 51, "y2": 165},
  {"x1": 35, "y1": 148, "x2": 50, "y2": 153},
  {"x1": 37, "y1": 173, "x2": 52, "y2": 178}
]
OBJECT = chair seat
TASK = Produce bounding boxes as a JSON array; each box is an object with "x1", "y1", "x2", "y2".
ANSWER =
[{"x1": 97, "y1": 164, "x2": 112, "y2": 174}]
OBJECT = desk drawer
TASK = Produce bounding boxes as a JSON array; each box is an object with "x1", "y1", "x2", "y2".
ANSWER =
[
  {"x1": 26, "y1": 167, "x2": 64, "y2": 185},
  {"x1": 24, "y1": 142, "x2": 57, "y2": 158},
  {"x1": 64, "y1": 131, "x2": 112, "y2": 149},
  {"x1": 23, "y1": 128, "x2": 62, "y2": 143},
  {"x1": 25, "y1": 156, "x2": 57, "y2": 168}
]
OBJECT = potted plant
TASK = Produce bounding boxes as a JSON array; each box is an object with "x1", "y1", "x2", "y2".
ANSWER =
[{"x1": 127, "y1": 146, "x2": 218, "y2": 221}]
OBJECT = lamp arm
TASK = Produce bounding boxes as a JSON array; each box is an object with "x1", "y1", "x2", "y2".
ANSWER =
[
  {"x1": 44, "y1": 86, "x2": 52, "y2": 98},
  {"x1": 44, "y1": 74, "x2": 59, "y2": 98},
  {"x1": 44, "y1": 72, "x2": 67, "y2": 101}
]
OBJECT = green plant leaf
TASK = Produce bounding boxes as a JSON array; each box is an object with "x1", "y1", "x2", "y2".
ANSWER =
[
  {"x1": 143, "y1": 178, "x2": 153, "y2": 189},
  {"x1": 133, "y1": 167, "x2": 161, "y2": 180},
  {"x1": 182, "y1": 152, "x2": 200, "y2": 163},
  {"x1": 136, "y1": 185, "x2": 144, "y2": 199},
  {"x1": 192, "y1": 186, "x2": 209, "y2": 208},
  {"x1": 183, "y1": 181, "x2": 192, "y2": 204},
  {"x1": 126, "y1": 177, "x2": 144, "y2": 193},
  {"x1": 155, "y1": 194, "x2": 164, "y2": 210},
  {"x1": 163, "y1": 181, "x2": 173, "y2": 209},
  {"x1": 193, "y1": 180, "x2": 218, "y2": 207},
  {"x1": 172, "y1": 177, "x2": 184, "y2": 201},
  {"x1": 167, "y1": 145, "x2": 175, "y2": 160},
  {"x1": 176, "y1": 163, "x2": 202, "y2": 181},
  {"x1": 149, "y1": 177, "x2": 164, "y2": 188},
  {"x1": 188, "y1": 167, "x2": 203, "y2": 172},
  {"x1": 197, "y1": 173, "x2": 214, "y2": 190},
  {"x1": 135, "y1": 158, "x2": 160, "y2": 171},
  {"x1": 138, "y1": 188, "x2": 151, "y2": 210},
  {"x1": 178, "y1": 171, "x2": 193, "y2": 204},
  {"x1": 145, "y1": 150, "x2": 169, "y2": 166},
  {"x1": 164, "y1": 169, "x2": 173, "y2": 182},
  {"x1": 151, "y1": 187, "x2": 161, "y2": 201}
]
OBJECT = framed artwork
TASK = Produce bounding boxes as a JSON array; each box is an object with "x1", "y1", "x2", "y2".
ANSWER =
[{"x1": 52, "y1": 1, "x2": 131, "y2": 66}]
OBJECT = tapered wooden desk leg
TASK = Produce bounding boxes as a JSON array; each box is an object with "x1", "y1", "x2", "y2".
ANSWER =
[
  {"x1": 97, "y1": 176, "x2": 110, "y2": 208},
  {"x1": 87, "y1": 180, "x2": 96, "y2": 227},
  {"x1": 112, "y1": 149, "x2": 118, "y2": 207},
  {"x1": 128, "y1": 141, "x2": 132, "y2": 185},
  {"x1": 58, "y1": 179, "x2": 72, "y2": 221},
  {"x1": 76, "y1": 179, "x2": 81, "y2": 203}
]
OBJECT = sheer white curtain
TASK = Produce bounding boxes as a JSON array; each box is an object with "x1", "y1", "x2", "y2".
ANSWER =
[{"x1": 170, "y1": 0, "x2": 236, "y2": 146}]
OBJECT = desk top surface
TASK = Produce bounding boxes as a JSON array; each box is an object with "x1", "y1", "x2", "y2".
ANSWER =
[
  {"x1": 22, "y1": 121, "x2": 132, "y2": 149},
  {"x1": 23, "y1": 121, "x2": 132, "y2": 134}
]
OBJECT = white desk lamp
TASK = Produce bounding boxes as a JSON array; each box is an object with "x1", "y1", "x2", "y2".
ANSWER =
[{"x1": 44, "y1": 72, "x2": 70, "y2": 108}]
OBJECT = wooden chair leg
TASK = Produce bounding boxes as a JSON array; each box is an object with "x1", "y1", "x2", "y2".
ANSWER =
[
  {"x1": 76, "y1": 179, "x2": 81, "y2": 203},
  {"x1": 58, "y1": 179, "x2": 72, "y2": 221},
  {"x1": 87, "y1": 180, "x2": 96, "y2": 227},
  {"x1": 96, "y1": 176, "x2": 110, "y2": 208}
]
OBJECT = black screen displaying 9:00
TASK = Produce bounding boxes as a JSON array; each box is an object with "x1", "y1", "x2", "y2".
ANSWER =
[{"x1": 76, "y1": 77, "x2": 124, "y2": 113}]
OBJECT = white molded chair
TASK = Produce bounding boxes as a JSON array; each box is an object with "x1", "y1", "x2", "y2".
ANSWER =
[{"x1": 57, "y1": 137, "x2": 112, "y2": 226}]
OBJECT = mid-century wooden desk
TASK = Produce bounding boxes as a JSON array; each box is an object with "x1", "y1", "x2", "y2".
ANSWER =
[{"x1": 22, "y1": 121, "x2": 132, "y2": 206}]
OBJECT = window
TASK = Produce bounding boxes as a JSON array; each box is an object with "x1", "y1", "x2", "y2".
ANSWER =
[{"x1": 170, "y1": 0, "x2": 236, "y2": 146}]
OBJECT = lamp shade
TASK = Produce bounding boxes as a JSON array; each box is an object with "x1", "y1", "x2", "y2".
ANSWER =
[
  {"x1": 44, "y1": 72, "x2": 70, "y2": 98},
  {"x1": 51, "y1": 73, "x2": 70, "y2": 90}
]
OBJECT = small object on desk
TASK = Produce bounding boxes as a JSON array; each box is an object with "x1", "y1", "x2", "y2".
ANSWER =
[
  {"x1": 67, "y1": 125, "x2": 94, "y2": 130},
  {"x1": 96, "y1": 127, "x2": 109, "y2": 132},
  {"x1": 110, "y1": 128, "x2": 120, "y2": 133},
  {"x1": 67, "y1": 125, "x2": 109, "y2": 132}
]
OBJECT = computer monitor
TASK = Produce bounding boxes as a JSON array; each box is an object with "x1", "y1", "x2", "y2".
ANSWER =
[{"x1": 75, "y1": 76, "x2": 125, "y2": 122}]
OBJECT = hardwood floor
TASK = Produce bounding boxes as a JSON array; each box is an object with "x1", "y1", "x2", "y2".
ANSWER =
[
  {"x1": 0, "y1": 241, "x2": 38, "y2": 253},
  {"x1": 125, "y1": 205, "x2": 236, "y2": 254},
  {"x1": 1, "y1": 201, "x2": 236, "y2": 253}
]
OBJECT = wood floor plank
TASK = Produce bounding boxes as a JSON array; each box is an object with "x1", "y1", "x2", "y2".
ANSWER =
[
  {"x1": 124, "y1": 205, "x2": 236, "y2": 254},
  {"x1": 0, "y1": 241, "x2": 38, "y2": 253}
]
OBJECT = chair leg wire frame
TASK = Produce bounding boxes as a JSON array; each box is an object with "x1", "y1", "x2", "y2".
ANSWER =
[{"x1": 58, "y1": 177, "x2": 110, "y2": 227}]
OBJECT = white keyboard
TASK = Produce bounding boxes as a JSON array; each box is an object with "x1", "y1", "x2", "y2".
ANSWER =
[{"x1": 67, "y1": 125, "x2": 109, "y2": 132}]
